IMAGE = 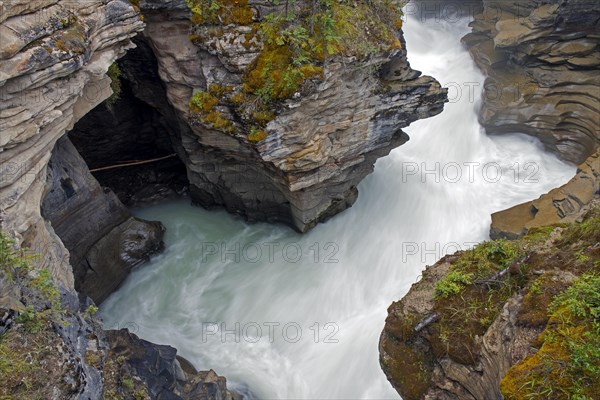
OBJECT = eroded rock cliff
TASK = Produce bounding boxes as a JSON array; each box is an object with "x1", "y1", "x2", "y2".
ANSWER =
[
  {"x1": 132, "y1": 0, "x2": 447, "y2": 232},
  {"x1": 380, "y1": 204, "x2": 599, "y2": 400},
  {"x1": 463, "y1": 0, "x2": 600, "y2": 164},
  {"x1": 458, "y1": 0, "x2": 600, "y2": 239},
  {"x1": 0, "y1": 0, "x2": 147, "y2": 289},
  {"x1": 0, "y1": 1, "x2": 237, "y2": 398},
  {"x1": 491, "y1": 149, "x2": 600, "y2": 239}
]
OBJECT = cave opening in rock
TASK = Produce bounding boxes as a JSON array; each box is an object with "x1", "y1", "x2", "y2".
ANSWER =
[
  {"x1": 40, "y1": 36, "x2": 189, "y2": 304},
  {"x1": 68, "y1": 36, "x2": 189, "y2": 206}
]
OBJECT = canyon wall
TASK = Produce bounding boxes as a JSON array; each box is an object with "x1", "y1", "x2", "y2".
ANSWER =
[
  {"x1": 463, "y1": 0, "x2": 599, "y2": 164},
  {"x1": 135, "y1": 0, "x2": 448, "y2": 232},
  {"x1": 380, "y1": 1, "x2": 600, "y2": 398},
  {"x1": 0, "y1": 0, "x2": 148, "y2": 290},
  {"x1": 0, "y1": 1, "x2": 233, "y2": 398},
  {"x1": 461, "y1": 0, "x2": 600, "y2": 238}
]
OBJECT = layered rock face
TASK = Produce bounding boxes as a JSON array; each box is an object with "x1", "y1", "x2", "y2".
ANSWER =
[
  {"x1": 0, "y1": 0, "x2": 145, "y2": 289},
  {"x1": 0, "y1": 2, "x2": 237, "y2": 398},
  {"x1": 0, "y1": 0, "x2": 166, "y2": 303},
  {"x1": 491, "y1": 149, "x2": 600, "y2": 239},
  {"x1": 459, "y1": 0, "x2": 600, "y2": 238},
  {"x1": 41, "y1": 136, "x2": 165, "y2": 303},
  {"x1": 463, "y1": 0, "x2": 600, "y2": 164},
  {"x1": 136, "y1": 0, "x2": 447, "y2": 232}
]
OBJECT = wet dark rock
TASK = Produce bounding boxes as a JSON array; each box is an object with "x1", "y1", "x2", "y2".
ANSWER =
[
  {"x1": 41, "y1": 136, "x2": 165, "y2": 304},
  {"x1": 106, "y1": 329, "x2": 239, "y2": 400}
]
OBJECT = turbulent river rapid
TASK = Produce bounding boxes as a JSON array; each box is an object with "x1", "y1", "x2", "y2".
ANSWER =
[{"x1": 101, "y1": 10, "x2": 576, "y2": 400}]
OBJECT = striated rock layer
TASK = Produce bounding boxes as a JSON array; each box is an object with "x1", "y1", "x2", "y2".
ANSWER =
[
  {"x1": 0, "y1": 0, "x2": 146, "y2": 288},
  {"x1": 0, "y1": 0, "x2": 168, "y2": 302},
  {"x1": 460, "y1": 0, "x2": 600, "y2": 239},
  {"x1": 463, "y1": 0, "x2": 600, "y2": 164},
  {"x1": 41, "y1": 136, "x2": 166, "y2": 304},
  {"x1": 136, "y1": 0, "x2": 448, "y2": 232},
  {"x1": 491, "y1": 149, "x2": 600, "y2": 239},
  {"x1": 0, "y1": 1, "x2": 237, "y2": 398}
]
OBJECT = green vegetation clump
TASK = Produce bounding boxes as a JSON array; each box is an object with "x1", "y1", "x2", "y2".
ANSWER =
[
  {"x1": 248, "y1": 127, "x2": 268, "y2": 142},
  {"x1": 0, "y1": 326, "x2": 67, "y2": 397},
  {"x1": 382, "y1": 338, "x2": 432, "y2": 400},
  {"x1": 517, "y1": 271, "x2": 570, "y2": 328},
  {"x1": 428, "y1": 239, "x2": 525, "y2": 363},
  {"x1": 106, "y1": 62, "x2": 122, "y2": 106},
  {"x1": 385, "y1": 205, "x2": 599, "y2": 399},
  {"x1": 185, "y1": 0, "x2": 254, "y2": 25},
  {"x1": 0, "y1": 231, "x2": 69, "y2": 397},
  {"x1": 501, "y1": 274, "x2": 600, "y2": 400},
  {"x1": 432, "y1": 207, "x2": 598, "y2": 366},
  {"x1": 185, "y1": 0, "x2": 404, "y2": 142},
  {"x1": 434, "y1": 269, "x2": 473, "y2": 298},
  {"x1": 86, "y1": 304, "x2": 99, "y2": 315},
  {"x1": 0, "y1": 232, "x2": 63, "y2": 330},
  {"x1": 189, "y1": 88, "x2": 235, "y2": 132}
]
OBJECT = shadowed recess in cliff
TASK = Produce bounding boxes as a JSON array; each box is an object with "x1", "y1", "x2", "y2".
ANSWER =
[
  {"x1": 68, "y1": 35, "x2": 190, "y2": 207},
  {"x1": 101, "y1": 9, "x2": 576, "y2": 399},
  {"x1": 39, "y1": 32, "x2": 198, "y2": 304}
]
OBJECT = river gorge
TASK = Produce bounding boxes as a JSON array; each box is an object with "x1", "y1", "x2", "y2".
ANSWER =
[
  {"x1": 0, "y1": 1, "x2": 598, "y2": 399},
  {"x1": 101, "y1": 8, "x2": 574, "y2": 399}
]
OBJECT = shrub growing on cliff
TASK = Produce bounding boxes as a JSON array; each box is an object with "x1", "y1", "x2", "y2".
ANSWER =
[
  {"x1": 0, "y1": 232, "x2": 71, "y2": 397},
  {"x1": 0, "y1": 232, "x2": 63, "y2": 331},
  {"x1": 429, "y1": 238, "x2": 525, "y2": 364},
  {"x1": 435, "y1": 270, "x2": 473, "y2": 297}
]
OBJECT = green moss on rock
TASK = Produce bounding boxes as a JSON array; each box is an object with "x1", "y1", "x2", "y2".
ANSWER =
[
  {"x1": 501, "y1": 275, "x2": 600, "y2": 400},
  {"x1": 106, "y1": 62, "x2": 122, "y2": 106},
  {"x1": 185, "y1": 0, "x2": 405, "y2": 141},
  {"x1": 381, "y1": 338, "x2": 433, "y2": 400},
  {"x1": 382, "y1": 204, "x2": 600, "y2": 399}
]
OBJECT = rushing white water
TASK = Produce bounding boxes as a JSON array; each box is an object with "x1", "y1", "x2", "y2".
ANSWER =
[{"x1": 101, "y1": 11, "x2": 575, "y2": 400}]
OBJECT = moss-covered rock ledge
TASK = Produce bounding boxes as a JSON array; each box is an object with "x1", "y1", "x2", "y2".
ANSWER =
[
  {"x1": 135, "y1": 0, "x2": 447, "y2": 232},
  {"x1": 380, "y1": 202, "x2": 600, "y2": 400}
]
